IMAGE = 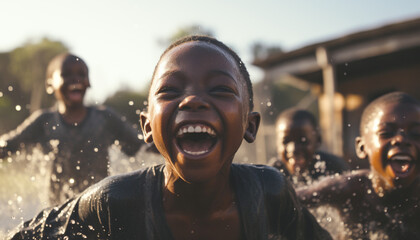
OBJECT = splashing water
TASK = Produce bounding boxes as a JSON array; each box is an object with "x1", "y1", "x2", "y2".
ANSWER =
[{"x1": 0, "y1": 145, "x2": 163, "y2": 238}]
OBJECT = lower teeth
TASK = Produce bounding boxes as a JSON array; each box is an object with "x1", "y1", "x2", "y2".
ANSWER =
[{"x1": 184, "y1": 149, "x2": 208, "y2": 155}]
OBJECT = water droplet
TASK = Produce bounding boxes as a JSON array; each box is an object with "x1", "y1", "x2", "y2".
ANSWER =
[
  {"x1": 128, "y1": 101, "x2": 134, "y2": 106},
  {"x1": 8, "y1": 86, "x2": 13, "y2": 91},
  {"x1": 15, "y1": 105, "x2": 21, "y2": 111},
  {"x1": 0, "y1": 91, "x2": 3, "y2": 97},
  {"x1": 266, "y1": 101, "x2": 272, "y2": 107},
  {"x1": 94, "y1": 148, "x2": 99, "y2": 152}
]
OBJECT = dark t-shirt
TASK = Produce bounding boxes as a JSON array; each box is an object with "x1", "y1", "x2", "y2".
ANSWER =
[
  {"x1": 269, "y1": 151, "x2": 349, "y2": 185},
  {"x1": 9, "y1": 164, "x2": 332, "y2": 240},
  {"x1": 0, "y1": 106, "x2": 143, "y2": 203}
]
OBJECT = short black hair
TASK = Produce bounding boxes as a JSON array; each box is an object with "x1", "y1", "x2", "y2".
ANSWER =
[
  {"x1": 360, "y1": 91, "x2": 420, "y2": 135},
  {"x1": 46, "y1": 53, "x2": 88, "y2": 81},
  {"x1": 151, "y1": 35, "x2": 254, "y2": 111},
  {"x1": 276, "y1": 108, "x2": 318, "y2": 129}
]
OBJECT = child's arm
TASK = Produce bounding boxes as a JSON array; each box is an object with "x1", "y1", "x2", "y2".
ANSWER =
[
  {"x1": 296, "y1": 171, "x2": 361, "y2": 208},
  {"x1": 0, "y1": 110, "x2": 45, "y2": 158}
]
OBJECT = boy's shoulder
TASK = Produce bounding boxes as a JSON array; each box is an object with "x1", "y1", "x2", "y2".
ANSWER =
[
  {"x1": 78, "y1": 164, "x2": 164, "y2": 206},
  {"x1": 318, "y1": 169, "x2": 371, "y2": 189}
]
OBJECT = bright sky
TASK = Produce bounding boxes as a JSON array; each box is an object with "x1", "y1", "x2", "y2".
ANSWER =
[{"x1": 1, "y1": 0, "x2": 420, "y2": 103}]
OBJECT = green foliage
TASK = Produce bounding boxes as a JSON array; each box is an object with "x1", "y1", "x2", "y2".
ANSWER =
[
  {"x1": 251, "y1": 41, "x2": 283, "y2": 61},
  {"x1": 103, "y1": 88, "x2": 149, "y2": 128},
  {"x1": 255, "y1": 80, "x2": 318, "y2": 124},
  {"x1": 10, "y1": 38, "x2": 67, "y2": 92},
  {"x1": 0, "y1": 38, "x2": 68, "y2": 133}
]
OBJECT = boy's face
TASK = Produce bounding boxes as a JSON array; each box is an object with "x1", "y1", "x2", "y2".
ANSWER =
[
  {"x1": 141, "y1": 42, "x2": 259, "y2": 183},
  {"x1": 276, "y1": 118, "x2": 319, "y2": 174},
  {"x1": 51, "y1": 57, "x2": 89, "y2": 108},
  {"x1": 358, "y1": 102, "x2": 420, "y2": 189}
]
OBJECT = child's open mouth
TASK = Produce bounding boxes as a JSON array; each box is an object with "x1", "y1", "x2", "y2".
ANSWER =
[
  {"x1": 176, "y1": 124, "x2": 217, "y2": 156},
  {"x1": 66, "y1": 83, "x2": 86, "y2": 102},
  {"x1": 389, "y1": 154, "x2": 415, "y2": 177}
]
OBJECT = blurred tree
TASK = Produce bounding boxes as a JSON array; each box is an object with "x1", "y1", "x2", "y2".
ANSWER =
[
  {"x1": 103, "y1": 88, "x2": 149, "y2": 129},
  {"x1": 158, "y1": 24, "x2": 214, "y2": 47},
  {"x1": 254, "y1": 79, "x2": 317, "y2": 125},
  {"x1": 0, "y1": 38, "x2": 68, "y2": 133},
  {"x1": 9, "y1": 38, "x2": 68, "y2": 113},
  {"x1": 251, "y1": 41, "x2": 283, "y2": 61}
]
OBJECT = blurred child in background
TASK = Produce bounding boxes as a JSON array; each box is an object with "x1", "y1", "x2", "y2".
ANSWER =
[
  {"x1": 0, "y1": 53, "x2": 144, "y2": 204},
  {"x1": 269, "y1": 108, "x2": 349, "y2": 185}
]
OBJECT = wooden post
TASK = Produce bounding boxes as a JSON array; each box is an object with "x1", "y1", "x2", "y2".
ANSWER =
[{"x1": 316, "y1": 47, "x2": 343, "y2": 156}]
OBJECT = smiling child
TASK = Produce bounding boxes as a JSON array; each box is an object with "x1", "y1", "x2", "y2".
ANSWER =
[
  {"x1": 269, "y1": 108, "x2": 349, "y2": 186},
  {"x1": 0, "y1": 53, "x2": 144, "y2": 204},
  {"x1": 9, "y1": 36, "x2": 331, "y2": 240},
  {"x1": 297, "y1": 92, "x2": 420, "y2": 239}
]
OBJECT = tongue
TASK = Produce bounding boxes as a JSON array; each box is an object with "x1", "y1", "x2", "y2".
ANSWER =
[
  {"x1": 179, "y1": 137, "x2": 214, "y2": 154},
  {"x1": 390, "y1": 161, "x2": 411, "y2": 174}
]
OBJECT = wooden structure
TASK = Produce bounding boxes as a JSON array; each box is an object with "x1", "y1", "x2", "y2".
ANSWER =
[{"x1": 253, "y1": 17, "x2": 420, "y2": 167}]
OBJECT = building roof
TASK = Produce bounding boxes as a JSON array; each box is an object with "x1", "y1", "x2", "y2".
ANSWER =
[{"x1": 253, "y1": 17, "x2": 420, "y2": 82}]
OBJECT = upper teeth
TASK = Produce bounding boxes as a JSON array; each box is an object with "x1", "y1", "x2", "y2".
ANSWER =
[
  {"x1": 177, "y1": 124, "x2": 216, "y2": 136},
  {"x1": 391, "y1": 155, "x2": 412, "y2": 161},
  {"x1": 69, "y1": 83, "x2": 84, "y2": 90}
]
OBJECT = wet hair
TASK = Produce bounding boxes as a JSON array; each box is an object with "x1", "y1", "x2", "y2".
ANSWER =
[
  {"x1": 151, "y1": 35, "x2": 254, "y2": 111},
  {"x1": 360, "y1": 91, "x2": 420, "y2": 135},
  {"x1": 276, "y1": 108, "x2": 318, "y2": 130}
]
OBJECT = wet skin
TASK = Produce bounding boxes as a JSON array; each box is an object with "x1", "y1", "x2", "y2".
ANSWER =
[
  {"x1": 140, "y1": 42, "x2": 260, "y2": 240},
  {"x1": 51, "y1": 56, "x2": 90, "y2": 124},
  {"x1": 297, "y1": 102, "x2": 420, "y2": 238},
  {"x1": 276, "y1": 118, "x2": 320, "y2": 174},
  {"x1": 357, "y1": 102, "x2": 420, "y2": 192}
]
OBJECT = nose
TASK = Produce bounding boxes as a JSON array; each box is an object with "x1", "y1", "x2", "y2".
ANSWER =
[
  {"x1": 391, "y1": 129, "x2": 410, "y2": 146},
  {"x1": 178, "y1": 95, "x2": 210, "y2": 111}
]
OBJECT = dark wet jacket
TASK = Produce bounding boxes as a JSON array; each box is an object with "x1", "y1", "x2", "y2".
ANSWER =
[
  {"x1": 0, "y1": 106, "x2": 143, "y2": 204},
  {"x1": 9, "y1": 164, "x2": 332, "y2": 240}
]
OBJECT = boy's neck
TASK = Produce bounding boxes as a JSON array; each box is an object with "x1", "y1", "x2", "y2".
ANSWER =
[{"x1": 58, "y1": 102, "x2": 88, "y2": 125}]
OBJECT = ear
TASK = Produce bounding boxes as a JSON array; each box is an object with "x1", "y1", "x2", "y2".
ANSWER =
[
  {"x1": 45, "y1": 78, "x2": 54, "y2": 95},
  {"x1": 244, "y1": 112, "x2": 261, "y2": 143},
  {"x1": 355, "y1": 136, "x2": 367, "y2": 159},
  {"x1": 140, "y1": 112, "x2": 153, "y2": 143}
]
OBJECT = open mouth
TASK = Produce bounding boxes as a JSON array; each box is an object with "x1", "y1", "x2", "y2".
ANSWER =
[
  {"x1": 176, "y1": 124, "x2": 217, "y2": 156},
  {"x1": 389, "y1": 154, "x2": 415, "y2": 177},
  {"x1": 66, "y1": 83, "x2": 86, "y2": 102}
]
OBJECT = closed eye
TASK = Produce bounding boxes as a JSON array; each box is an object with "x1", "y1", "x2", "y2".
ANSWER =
[
  {"x1": 377, "y1": 131, "x2": 393, "y2": 139},
  {"x1": 157, "y1": 86, "x2": 181, "y2": 99},
  {"x1": 210, "y1": 86, "x2": 237, "y2": 96}
]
